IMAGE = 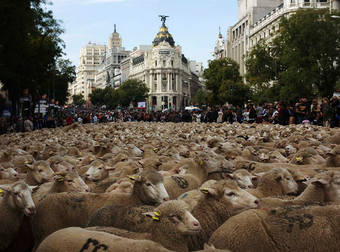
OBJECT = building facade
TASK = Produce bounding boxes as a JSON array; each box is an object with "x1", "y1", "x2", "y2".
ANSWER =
[
  {"x1": 213, "y1": 28, "x2": 226, "y2": 59},
  {"x1": 95, "y1": 25, "x2": 130, "y2": 89},
  {"x1": 126, "y1": 18, "x2": 202, "y2": 111},
  {"x1": 69, "y1": 42, "x2": 106, "y2": 101},
  {"x1": 226, "y1": 0, "x2": 340, "y2": 77}
]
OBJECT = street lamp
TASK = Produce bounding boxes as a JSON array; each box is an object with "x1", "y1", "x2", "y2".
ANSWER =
[{"x1": 330, "y1": 0, "x2": 340, "y2": 18}]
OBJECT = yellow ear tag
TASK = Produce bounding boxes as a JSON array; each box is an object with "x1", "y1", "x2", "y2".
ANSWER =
[
  {"x1": 154, "y1": 211, "x2": 161, "y2": 217},
  {"x1": 296, "y1": 157, "x2": 303, "y2": 162},
  {"x1": 153, "y1": 148, "x2": 159, "y2": 153},
  {"x1": 128, "y1": 176, "x2": 136, "y2": 181},
  {"x1": 152, "y1": 216, "x2": 160, "y2": 221},
  {"x1": 200, "y1": 160, "x2": 203, "y2": 166},
  {"x1": 201, "y1": 188, "x2": 209, "y2": 194},
  {"x1": 56, "y1": 178, "x2": 64, "y2": 182},
  {"x1": 24, "y1": 161, "x2": 29, "y2": 164},
  {"x1": 0, "y1": 189, "x2": 3, "y2": 196}
]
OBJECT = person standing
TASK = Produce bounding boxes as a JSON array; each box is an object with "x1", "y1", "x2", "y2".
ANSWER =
[{"x1": 256, "y1": 103, "x2": 263, "y2": 123}]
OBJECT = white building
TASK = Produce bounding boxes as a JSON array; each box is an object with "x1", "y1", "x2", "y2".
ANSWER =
[
  {"x1": 95, "y1": 25, "x2": 130, "y2": 89},
  {"x1": 125, "y1": 18, "x2": 202, "y2": 111},
  {"x1": 213, "y1": 28, "x2": 226, "y2": 59},
  {"x1": 69, "y1": 42, "x2": 106, "y2": 101},
  {"x1": 226, "y1": 0, "x2": 340, "y2": 77}
]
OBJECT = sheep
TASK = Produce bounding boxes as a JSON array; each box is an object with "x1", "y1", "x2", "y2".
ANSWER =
[
  {"x1": 163, "y1": 157, "x2": 227, "y2": 199},
  {"x1": 36, "y1": 227, "x2": 173, "y2": 252},
  {"x1": 247, "y1": 167, "x2": 298, "y2": 198},
  {"x1": 0, "y1": 182, "x2": 36, "y2": 251},
  {"x1": 84, "y1": 159, "x2": 112, "y2": 182},
  {"x1": 24, "y1": 160, "x2": 54, "y2": 185},
  {"x1": 259, "y1": 171, "x2": 340, "y2": 208},
  {"x1": 33, "y1": 171, "x2": 89, "y2": 203},
  {"x1": 325, "y1": 145, "x2": 340, "y2": 167},
  {"x1": 229, "y1": 169, "x2": 257, "y2": 189},
  {"x1": 209, "y1": 204, "x2": 340, "y2": 252},
  {"x1": 31, "y1": 170, "x2": 169, "y2": 248},
  {"x1": 185, "y1": 180, "x2": 259, "y2": 251},
  {"x1": 88, "y1": 200, "x2": 201, "y2": 252},
  {"x1": 0, "y1": 167, "x2": 18, "y2": 180},
  {"x1": 105, "y1": 178, "x2": 134, "y2": 194}
]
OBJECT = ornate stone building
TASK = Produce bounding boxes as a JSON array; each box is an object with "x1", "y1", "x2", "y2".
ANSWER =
[
  {"x1": 95, "y1": 25, "x2": 130, "y2": 89},
  {"x1": 213, "y1": 28, "x2": 226, "y2": 59},
  {"x1": 69, "y1": 42, "x2": 106, "y2": 101},
  {"x1": 225, "y1": 0, "x2": 340, "y2": 77},
  {"x1": 127, "y1": 17, "x2": 201, "y2": 111}
]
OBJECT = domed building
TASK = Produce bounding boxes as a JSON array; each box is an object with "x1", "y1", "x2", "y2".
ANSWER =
[{"x1": 126, "y1": 16, "x2": 203, "y2": 111}]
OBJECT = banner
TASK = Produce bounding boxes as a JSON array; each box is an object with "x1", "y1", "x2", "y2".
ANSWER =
[{"x1": 137, "y1": 102, "x2": 146, "y2": 109}]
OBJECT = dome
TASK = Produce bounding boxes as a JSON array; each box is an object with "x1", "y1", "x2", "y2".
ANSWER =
[{"x1": 152, "y1": 24, "x2": 175, "y2": 47}]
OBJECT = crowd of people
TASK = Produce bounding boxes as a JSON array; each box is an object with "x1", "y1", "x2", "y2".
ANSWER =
[{"x1": 0, "y1": 91, "x2": 339, "y2": 134}]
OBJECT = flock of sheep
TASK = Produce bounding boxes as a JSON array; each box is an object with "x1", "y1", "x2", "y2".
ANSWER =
[{"x1": 0, "y1": 122, "x2": 339, "y2": 252}]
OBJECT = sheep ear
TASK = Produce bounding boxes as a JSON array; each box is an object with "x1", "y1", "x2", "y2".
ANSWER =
[
  {"x1": 224, "y1": 173, "x2": 234, "y2": 180},
  {"x1": 105, "y1": 166, "x2": 115, "y2": 171},
  {"x1": 255, "y1": 172, "x2": 265, "y2": 178},
  {"x1": 143, "y1": 211, "x2": 161, "y2": 221},
  {"x1": 25, "y1": 164, "x2": 34, "y2": 170},
  {"x1": 200, "y1": 187, "x2": 218, "y2": 196},
  {"x1": 29, "y1": 185, "x2": 39, "y2": 192},
  {"x1": 311, "y1": 178, "x2": 328, "y2": 188},
  {"x1": 275, "y1": 175, "x2": 283, "y2": 182},
  {"x1": 0, "y1": 184, "x2": 12, "y2": 193},
  {"x1": 128, "y1": 175, "x2": 141, "y2": 182},
  {"x1": 204, "y1": 244, "x2": 215, "y2": 250}
]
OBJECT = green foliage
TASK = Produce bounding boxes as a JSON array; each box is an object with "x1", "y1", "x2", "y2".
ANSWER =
[
  {"x1": 203, "y1": 58, "x2": 244, "y2": 105},
  {"x1": 89, "y1": 79, "x2": 149, "y2": 109},
  {"x1": 0, "y1": 0, "x2": 75, "y2": 108},
  {"x1": 246, "y1": 9, "x2": 340, "y2": 104},
  {"x1": 219, "y1": 81, "x2": 252, "y2": 106},
  {"x1": 245, "y1": 40, "x2": 278, "y2": 89},
  {"x1": 72, "y1": 94, "x2": 85, "y2": 106},
  {"x1": 192, "y1": 89, "x2": 210, "y2": 106}
]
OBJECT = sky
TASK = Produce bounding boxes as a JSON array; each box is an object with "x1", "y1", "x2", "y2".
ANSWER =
[{"x1": 49, "y1": 0, "x2": 238, "y2": 68}]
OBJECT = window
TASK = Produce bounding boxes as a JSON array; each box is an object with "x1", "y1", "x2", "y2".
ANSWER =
[
  {"x1": 154, "y1": 83, "x2": 157, "y2": 91},
  {"x1": 154, "y1": 74, "x2": 157, "y2": 80},
  {"x1": 163, "y1": 60, "x2": 166, "y2": 67},
  {"x1": 155, "y1": 60, "x2": 158, "y2": 67},
  {"x1": 171, "y1": 60, "x2": 174, "y2": 67}
]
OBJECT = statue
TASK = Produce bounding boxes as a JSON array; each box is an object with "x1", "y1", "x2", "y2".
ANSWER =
[{"x1": 159, "y1": 15, "x2": 169, "y2": 26}]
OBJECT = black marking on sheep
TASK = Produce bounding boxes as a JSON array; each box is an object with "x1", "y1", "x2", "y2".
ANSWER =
[
  {"x1": 79, "y1": 238, "x2": 108, "y2": 252},
  {"x1": 171, "y1": 175, "x2": 189, "y2": 189},
  {"x1": 280, "y1": 206, "x2": 314, "y2": 233}
]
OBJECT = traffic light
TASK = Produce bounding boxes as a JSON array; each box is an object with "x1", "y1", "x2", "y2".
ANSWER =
[{"x1": 229, "y1": 85, "x2": 233, "y2": 93}]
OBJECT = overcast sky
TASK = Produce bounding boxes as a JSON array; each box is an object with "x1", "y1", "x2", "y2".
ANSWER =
[{"x1": 49, "y1": 0, "x2": 238, "y2": 68}]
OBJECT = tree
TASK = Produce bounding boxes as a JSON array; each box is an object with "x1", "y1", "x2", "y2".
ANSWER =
[
  {"x1": 0, "y1": 0, "x2": 74, "y2": 110},
  {"x1": 192, "y1": 89, "x2": 211, "y2": 106},
  {"x1": 118, "y1": 79, "x2": 149, "y2": 107},
  {"x1": 219, "y1": 80, "x2": 252, "y2": 106},
  {"x1": 246, "y1": 9, "x2": 340, "y2": 104},
  {"x1": 72, "y1": 94, "x2": 85, "y2": 106},
  {"x1": 89, "y1": 88, "x2": 107, "y2": 107},
  {"x1": 203, "y1": 58, "x2": 244, "y2": 105}
]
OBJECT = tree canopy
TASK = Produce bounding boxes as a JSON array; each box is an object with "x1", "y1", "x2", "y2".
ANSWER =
[
  {"x1": 246, "y1": 9, "x2": 340, "y2": 104},
  {"x1": 89, "y1": 79, "x2": 149, "y2": 109},
  {"x1": 203, "y1": 58, "x2": 251, "y2": 105},
  {"x1": 72, "y1": 94, "x2": 86, "y2": 106},
  {"x1": 0, "y1": 0, "x2": 75, "y2": 108}
]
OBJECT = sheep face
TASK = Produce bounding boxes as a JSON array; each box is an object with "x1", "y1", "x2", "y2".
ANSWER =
[
  {"x1": 274, "y1": 168, "x2": 299, "y2": 195},
  {"x1": 26, "y1": 161, "x2": 54, "y2": 184},
  {"x1": 232, "y1": 170, "x2": 257, "y2": 189},
  {"x1": 0, "y1": 167, "x2": 18, "y2": 179},
  {"x1": 201, "y1": 180, "x2": 259, "y2": 214},
  {"x1": 54, "y1": 173, "x2": 89, "y2": 192},
  {"x1": 147, "y1": 200, "x2": 201, "y2": 235},
  {"x1": 131, "y1": 171, "x2": 170, "y2": 204},
  {"x1": 0, "y1": 182, "x2": 36, "y2": 216},
  {"x1": 85, "y1": 160, "x2": 109, "y2": 182}
]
